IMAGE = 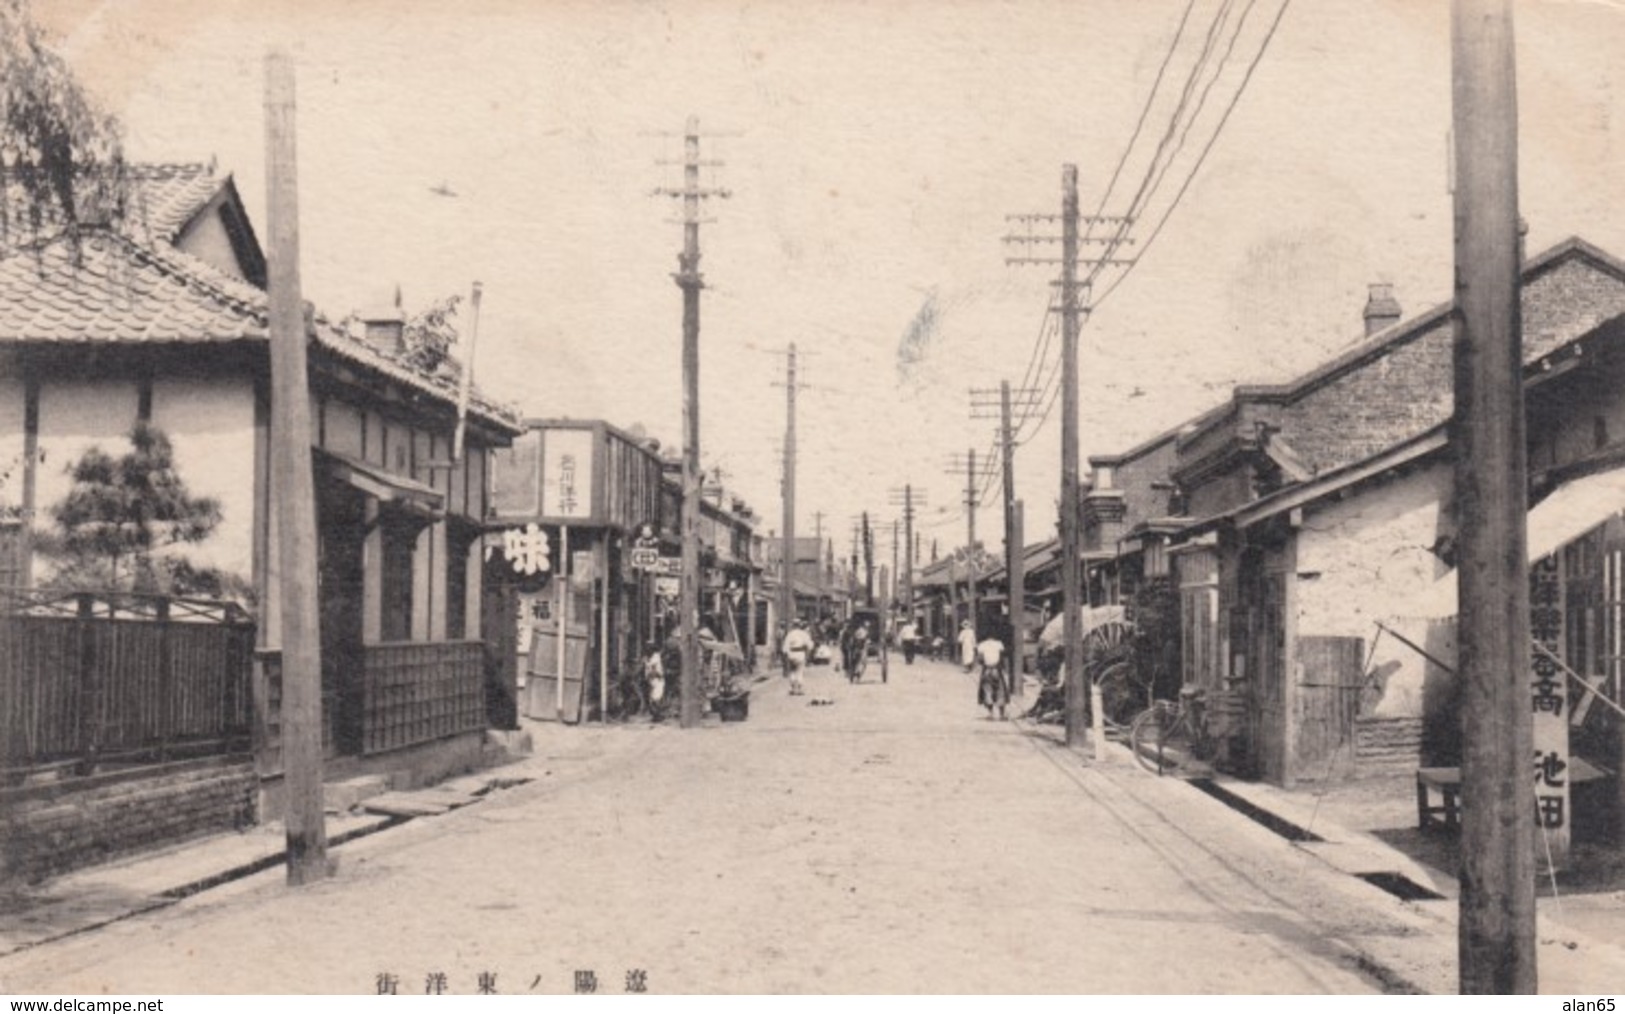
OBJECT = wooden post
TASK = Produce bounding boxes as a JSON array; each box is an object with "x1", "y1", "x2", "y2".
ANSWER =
[
  {"x1": 74, "y1": 592, "x2": 99, "y2": 777},
  {"x1": 1059, "y1": 164, "x2": 1085, "y2": 748},
  {"x1": 557, "y1": 524, "x2": 569, "y2": 721},
  {"x1": 265, "y1": 50, "x2": 327, "y2": 886},
  {"x1": 1010, "y1": 500, "x2": 1025, "y2": 702},
  {"x1": 678, "y1": 116, "x2": 704, "y2": 729},
  {"x1": 452, "y1": 281, "x2": 483, "y2": 462},
  {"x1": 599, "y1": 538, "x2": 609, "y2": 722},
  {"x1": 1451, "y1": 0, "x2": 1535, "y2": 992}
]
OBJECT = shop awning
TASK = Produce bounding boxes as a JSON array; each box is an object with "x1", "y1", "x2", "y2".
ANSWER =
[
  {"x1": 322, "y1": 449, "x2": 445, "y2": 520},
  {"x1": 1527, "y1": 467, "x2": 1625, "y2": 561},
  {"x1": 1398, "y1": 465, "x2": 1625, "y2": 620}
]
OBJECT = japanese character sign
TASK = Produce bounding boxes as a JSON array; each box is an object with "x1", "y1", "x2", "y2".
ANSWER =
[
  {"x1": 1529, "y1": 556, "x2": 1570, "y2": 863},
  {"x1": 488, "y1": 522, "x2": 552, "y2": 576},
  {"x1": 542, "y1": 427, "x2": 594, "y2": 520}
]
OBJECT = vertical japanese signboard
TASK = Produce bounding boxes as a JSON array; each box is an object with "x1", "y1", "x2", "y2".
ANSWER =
[
  {"x1": 1529, "y1": 555, "x2": 1569, "y2": 867},
  {"x1": 542, "y1": 427, "x2": 594, "y2": 521}
]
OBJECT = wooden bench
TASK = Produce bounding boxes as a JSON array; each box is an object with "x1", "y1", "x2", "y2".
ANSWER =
[
  {"x1": 1416, "y1": 767, "x2": 1462, "y2": 831},
  {"x1": 1417, "y1": 759, "x2": 1610, "y2": 831}
]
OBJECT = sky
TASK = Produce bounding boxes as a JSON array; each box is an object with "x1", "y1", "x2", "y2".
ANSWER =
[{"x1": 32, "y1": 0, "x2": 1625, "y2": 566}]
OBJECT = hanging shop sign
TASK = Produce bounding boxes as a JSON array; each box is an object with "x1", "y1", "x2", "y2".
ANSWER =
[
  {"x1": 629, "y1": 523, "x2": 661, "y2": 572},
  {"x1": 486, "y1": 522, "x2": 552, "y2": 576}
]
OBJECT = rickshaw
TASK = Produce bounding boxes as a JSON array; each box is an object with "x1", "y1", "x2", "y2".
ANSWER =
[{"x1": 842, "y1": 607, "x2": 888, "y2": 683}]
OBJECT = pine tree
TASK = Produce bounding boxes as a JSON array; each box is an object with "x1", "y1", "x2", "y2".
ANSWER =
[{"x1": 40, "y1": 422, "x2": 223, "y2": 595}]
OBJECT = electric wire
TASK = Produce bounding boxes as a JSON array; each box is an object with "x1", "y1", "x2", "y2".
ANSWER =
[{"x1": 1015, "y1": 0, "x2": 1288, "y2": 445}]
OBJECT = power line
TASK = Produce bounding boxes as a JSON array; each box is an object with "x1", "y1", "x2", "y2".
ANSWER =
[
  {"x1": 1009, "y1": 0, "x2": 1200, "y2": 443},
  {"x1": 1093, "y1": 0, "x2": 1291, "y2": 307},
  {"x1": 1012, "y1": 0, "x2": 1288, "y2": 446}
]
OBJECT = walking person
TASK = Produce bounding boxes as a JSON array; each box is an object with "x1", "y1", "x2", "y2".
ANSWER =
[
  {"x1": 899, "y1": 616, "x2": 918, "y2": 665},
  {"x1": 783, "y1": 618, "x2": 813, "y2": 696},
  {"x1": 643, "y1": 640, "x2": 668, "y2": 722},
  {"x1": 976, "y1": 626, "x2": 1009, "y2": 720},
  {"x1": 957, "y1": 619, "x2": 977, "y2": 674}
]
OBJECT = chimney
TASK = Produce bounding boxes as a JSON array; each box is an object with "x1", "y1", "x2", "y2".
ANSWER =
[
  {"x1": 358, "y1": 285, "x2": 406, "y2": 353},
  {"x1": 1362, "y1": 282, "x2": 1401, "y2": 337}
]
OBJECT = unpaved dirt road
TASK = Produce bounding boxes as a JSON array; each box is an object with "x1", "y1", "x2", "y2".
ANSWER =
[{"x1": 1, "y1": 656, "x2": 1427, "y2": 993}]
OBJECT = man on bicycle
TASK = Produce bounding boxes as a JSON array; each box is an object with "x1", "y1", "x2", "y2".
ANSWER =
[{"x1": 976, "y1": 625, "x2": 1009, "y2": 720}]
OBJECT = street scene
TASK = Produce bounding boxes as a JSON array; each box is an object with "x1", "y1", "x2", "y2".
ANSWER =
[{"x1": 3, "y1": 0, "x2": 1625, "y2": 998}]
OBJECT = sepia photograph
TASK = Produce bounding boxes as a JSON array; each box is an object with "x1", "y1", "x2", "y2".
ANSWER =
[{"x1": 0, "y1": 0, "x2": 1623, "y2": 997}]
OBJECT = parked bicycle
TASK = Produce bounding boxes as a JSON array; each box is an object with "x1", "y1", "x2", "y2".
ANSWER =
[
  {"x1": 1129, "y1": 686, "x2": 1221, "y2": 777},
  {"x1": 605, "y1": 647, "x2": 661, "y2": 722}
]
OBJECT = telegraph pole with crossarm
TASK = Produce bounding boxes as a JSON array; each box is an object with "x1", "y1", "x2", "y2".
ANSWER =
[
  {"x1": 944, "y1": 450, "x2": 994, "y2": 634},
  {"x1": 653, "y1": 116, "x2": 731, "y2": 729},
  {"x1": 973, "y1": 382, "x2": 1040, "y2": 701},
  {"x1": 1005, "y1": 165, "x2": 1134, "y2": 749},
  {"x1": 887, "y1": 485, "x2": 925, "y2": 624}
]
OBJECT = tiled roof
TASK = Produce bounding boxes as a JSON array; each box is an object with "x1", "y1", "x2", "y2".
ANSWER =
[
  {"x1": 0, "y1": 230, "x2": 262, "y2": 343},
  {"x1": 123, "y1": 163, "x2": 223, "y2": 242},
  {"x1": 1, "y1": 162, "x2": 219, "y2": 243},
  {"x1": 0, "y1": 227, "x2": 522, "y2": 431}
]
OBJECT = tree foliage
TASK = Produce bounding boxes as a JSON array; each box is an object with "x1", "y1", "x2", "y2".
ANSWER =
[
  {"x1": 400, "y1": 293, "x2": 463, "y2": 374},
  {"x1": 38, "y1": 422, "x2": 231, "y2": 597},
  {"x1": 0, "y1": 0, "x2": 126, "y2": 250}
]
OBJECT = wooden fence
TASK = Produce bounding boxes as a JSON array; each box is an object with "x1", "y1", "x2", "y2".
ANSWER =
[
  {"x1": 0, "y1": 590, "x2": 254, "y2": 777},
  {"x1": 261, "y1": 640, "x2": 485, "y2": 764},
  {"x1": 362, "y1": 641, "x2": 485, "y2": 754}
]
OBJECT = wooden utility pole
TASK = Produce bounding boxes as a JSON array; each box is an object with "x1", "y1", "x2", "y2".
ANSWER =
[
  {"x1": 655, "y1": 116, "x2": 729, "y2": 729},
  {"x1": 1005, "y1": 165, "x2": 1114, "y2": 749},
  {"x1": 862, "y1": 511, "x2": 875, "y2": 606},
  {"x1": 1010, "y1": 499, "x2": 1025, "y2": 701},
  {"x1": 967, "y1": 451, "x2": 977, "y2": 632},
  {"x1": 812, "y1": 513, "x2": 825, "y2": 594},
  {"x1": 1451, "y1": 0, "x2": 1535, "y2": 993},
  {"x1": 887, "y1": 485, "x2": 923, "y2": 622},
  {"x1": 891, "y1": 519, "x2": 899, "y2": 611},
  {"x1": 264, "y1": 50, "x2": 327, "y2": 885},
  {"x1": 944, "y1": 451, "x2": 983, "y2": 631},
  {"x1": 973, "y1": 382, "x2": 1039, "y2": 700},
  {"x1": 780, "y1": 344, "x2": 798, "y2": 642}
]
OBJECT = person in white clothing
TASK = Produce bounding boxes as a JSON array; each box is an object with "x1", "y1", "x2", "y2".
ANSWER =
[
  {"x1": 957, "y1": 620, "x2": 977, "y2": 673},
  {"x1": 976, "y1": 631, "x2": 1008, "y2": 720},
  {"x1": 782, "y1": 618, "x2": 814, "y2": 696}
]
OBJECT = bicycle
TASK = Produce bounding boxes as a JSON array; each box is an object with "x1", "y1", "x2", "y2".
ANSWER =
[
  {"x1": 605, "y1": 660, "x2": 657, "y2": 722},
  {"x1": 1129, "y1": 686, "x2": 1220, "y2": 777}
]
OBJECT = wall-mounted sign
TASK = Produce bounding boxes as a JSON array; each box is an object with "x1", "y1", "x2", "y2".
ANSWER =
[
  {"x1": 654, "y1": 576, "x2": 680, "y2": 598},
  {"x1": 657, "y1": 556, "x2": 682, "y2": 577},
  {"x1": 487, "y1": 522, "x2": 551, "y2": 576},
  {"x1": 629, "y1": 523, "x2": 661, "y2": 571},
  {"x1": 542, "y1": 427, "x2": 594, "y2": 520}
]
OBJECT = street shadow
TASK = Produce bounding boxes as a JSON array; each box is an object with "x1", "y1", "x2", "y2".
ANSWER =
[{"x1": 1369, "y1": 793, "x2": 1625, "y2": 897}]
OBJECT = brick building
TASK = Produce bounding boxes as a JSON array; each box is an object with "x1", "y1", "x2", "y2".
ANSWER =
[{"x1": 1077, "y1": 238, "x2": 1625, "y2": 863}]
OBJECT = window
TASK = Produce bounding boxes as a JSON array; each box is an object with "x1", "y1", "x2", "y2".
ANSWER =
[
  {"x1": 446, "y1": 519, "x2": 477, "y2": 640},
  {"x1": 381, "y1": 520, "x2": 416, "y2": 642},
  {"x1": 1176, "y1": 548, "x2": 1220, "y2": 686}
]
